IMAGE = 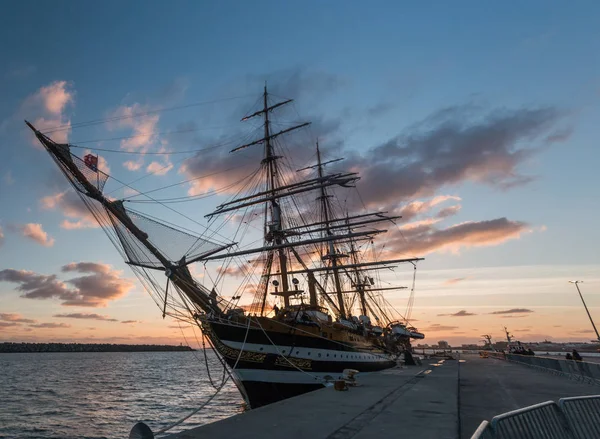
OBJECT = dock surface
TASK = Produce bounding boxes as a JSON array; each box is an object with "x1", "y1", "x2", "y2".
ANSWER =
[{"x1": 167, "y1": 354, "x2": 600, "y2": 439}]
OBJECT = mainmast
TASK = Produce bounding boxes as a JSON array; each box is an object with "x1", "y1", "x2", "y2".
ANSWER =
[
  {"x1": 316, "y1": 141, "x2": 347, "y2": 318},
  {"x1": 264, "y1": 86, "x2": 291, "y2": 308},
  {"x1": 207, "y1": 87, "x2": 423, "y2": 318},
  {"x1": 347, "y1": 222, "x2": 368, "y2": 317},
  {"x1": 232, "y1": 86, "x2": 310, "y2": 309}
]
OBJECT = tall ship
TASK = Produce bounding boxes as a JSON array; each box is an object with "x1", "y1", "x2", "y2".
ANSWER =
[{"x1": 26, "y1": 87, "x2": 425, "y2": 408}]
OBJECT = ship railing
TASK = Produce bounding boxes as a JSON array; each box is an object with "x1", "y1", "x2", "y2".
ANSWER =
[{"x1": 471, "y1": 395, "x2": 600, "y2": 439}]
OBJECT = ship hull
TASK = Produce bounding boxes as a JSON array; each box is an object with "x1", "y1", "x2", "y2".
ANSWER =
[{"x1": 203, "y1": 318, "x2": 397, "y2": 408}]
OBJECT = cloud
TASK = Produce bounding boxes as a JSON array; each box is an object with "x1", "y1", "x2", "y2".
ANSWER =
[
  {"x1": 437, "y1": 205, "x2": 462, "y2": 219},
  {"x1": 437, "y1": 310, "x2": 476, "y2": 317},
  {"x1": 0, "y1": 322, "x2": 20, "y2": 328},
  {"x1": 121, "y1": 320, "x2": 140, "y2": 324},
  {"x1": 147, "y1": 160, "x2": 173, "y2": 176},
  {"x1": 14, "y1": 223, "x2": 55, "y2": 247},
  {"x1": 571, "y1": 329, "x2": 595, "y2": 334},
  {"x1": 386, "y1": 217, "x2": 530, "y2": 256},
  {"x1": 29, "y1": 322, "x2": 71, "y2": 329},
  {"x1": 490, "y1": 308, "x2": 534, "y2": 315},
  {"x1": 108, "y1": 103, "x2": 173, "y2": 174},
  {"x1": 217, "y1": 265, "x2": 250, "y2": 277},
  {"x1": 41, "y1": 190, "x2": 100, "y2": 229},
  {"x1": 22, "y1": 81, "x2": 75, "y2": 144},
  {"x1": 422, "y1": 324, "x2": 459, "y2": 331},
  {"x1": 243, "y1": 68, "x2": 345, "y2": 102},
  {"x1": 443, "y1": 277, "x2": 469, "y2": 286},
  {"x1": 0, "y1": 262, "x2": 134, "y2": 307},
  {"x1": 53, "y1": 313, "x2": 118, "y2": 322},
  {"x1": 124, "y1": 160, "x2": 144, "y2": 171},
  {"x1": 111, "y1": 103, "x2": 159, "y2": 152},
  {"x1": 0, "y1": 225, "x2": 4, "y2": 247},
  {"x1": 0, "y1": 313, "x2": 36, "y2": 324},
  {"x1": 394, "y1": 195, "x2": 461, "y2": 223},
  {"x1": 345, "y1": 105, "x2": 568, "y2": 207},
  {"x1": 180, "y1": 113, "x2": 341, "y2": 196},
  {"x1": 60, "y1": 262, "x2": 135, "y2": 307}
]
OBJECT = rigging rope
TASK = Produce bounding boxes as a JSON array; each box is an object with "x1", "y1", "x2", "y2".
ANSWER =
[
  {"x1": 154, "y1": 317, "x2": 252, "y2": 436},
  {"x1": 41, "y1": 94, "x2": 254, "y2": 134},
  {"x1": 69, "y1": 126, "x2": 232, "y2": 150}
]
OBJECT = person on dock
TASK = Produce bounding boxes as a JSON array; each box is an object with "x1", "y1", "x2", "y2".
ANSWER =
[
  {"x1": 572, "y1": 349, "x2": 583, "y2": 361},
  {"x1": 565, "y1": 353, "x2": 573, "y2": 360}
]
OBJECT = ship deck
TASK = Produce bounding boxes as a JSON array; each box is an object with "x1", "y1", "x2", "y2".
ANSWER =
[{"x1": 166, "y1": 354, "x2": 600, "y2": 439}]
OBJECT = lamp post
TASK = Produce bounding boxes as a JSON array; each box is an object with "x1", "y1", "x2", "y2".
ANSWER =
[{"x1": 569, "y1": 280, "x2": 600, "y2": 342}]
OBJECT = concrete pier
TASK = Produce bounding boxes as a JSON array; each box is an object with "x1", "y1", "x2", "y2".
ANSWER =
[{"x1": 166, "y1": 354, "x2": 600, "y2": 439}]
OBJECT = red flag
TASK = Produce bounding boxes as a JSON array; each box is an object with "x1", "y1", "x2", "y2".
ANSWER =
[{"x1": 84, "y1": 154, "x2": 98, "y2": 172}]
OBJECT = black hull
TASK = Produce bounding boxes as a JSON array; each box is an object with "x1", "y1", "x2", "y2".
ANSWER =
[
  {"x1": 242, "y1": 381, "x2": 324, "y2": 408},
  {"x1": 202, "y1": 318, "x2": 397, "y2": 408}
]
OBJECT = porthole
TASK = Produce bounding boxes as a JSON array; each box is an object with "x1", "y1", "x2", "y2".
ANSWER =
[{"x1": 318, "y1": 353, "x2": 322, "y2": 357}]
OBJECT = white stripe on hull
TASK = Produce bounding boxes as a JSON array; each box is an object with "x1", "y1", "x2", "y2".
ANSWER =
[
  {"x1": 233, "y1": 368, "x2": 346, "y2": 384},
  {"x1": 221, "y1": 340, "x2": 391, "y2": 363}
]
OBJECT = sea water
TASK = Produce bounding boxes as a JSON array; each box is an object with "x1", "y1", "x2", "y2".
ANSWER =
[{"x1": 0, "y1": 351, "x2": 243, "y2": 439}]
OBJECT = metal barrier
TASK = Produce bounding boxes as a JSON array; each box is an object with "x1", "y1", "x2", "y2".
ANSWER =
[
  {"x1": 491, "y1": 401, "x2": 572, "y2": 439},
  {"x1": 559, "y1": 395, "x2": 600, "y2": 439},
  {"x1": 498, "y1": 354, "x2": 600, "y2": 386},
  {"x1": 470, "y1": 395, "x2": 600, "y2": 439},
  {"x1": 471, "y1": 421, "x2": 494, "y2": 439}
]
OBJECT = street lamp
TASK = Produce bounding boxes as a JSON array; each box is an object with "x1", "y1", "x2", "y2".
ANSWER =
[{"x1": 569, "y1": 280, "x2": 600, "y2": 342}]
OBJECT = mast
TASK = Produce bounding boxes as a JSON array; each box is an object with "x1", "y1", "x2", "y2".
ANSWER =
[
  {"x1": 233, "y1": 86, "x2": 310, "y2": 309},
  {"x1": 265, "y1": 86, "x2": 291, "y2": 308},
  {"x1": 316, "y1": 141, "x2": 346, "y2": 318},
  {"x1": 348, "y1": 224, "x2": 368, "y2": 317}
]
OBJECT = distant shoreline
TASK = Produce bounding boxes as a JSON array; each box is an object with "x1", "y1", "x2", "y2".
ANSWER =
[{"x1": 0, "y1": 342, "x2": 195, "y2": 353}]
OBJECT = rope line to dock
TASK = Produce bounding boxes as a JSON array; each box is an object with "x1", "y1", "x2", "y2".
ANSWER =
[{"x1": 153, "y1": 317, "x2": 252, "y2": 436}]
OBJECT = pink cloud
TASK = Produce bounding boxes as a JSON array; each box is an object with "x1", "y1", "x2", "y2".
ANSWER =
[
  {"x1": 146, "y1": 161, "x2": 173, "y2": 175},
  {"x1": 387, "y1": 217, "x2": 530, "y2": 256},
  {"x1": 124, "y1": 160, "x2": 143, "y2": 171},
  {"x1": 22, "y1": 81, "x2": 75, "y2": 144},
  {"x1": 443, "y1": 277, "x2": 469, "y2": 286},
  {"x1": 0, "y1": 313, "x2": 36, "y2": 324},
  {"x1": 0, "y1": 262, "x2": 134, "y2": 307},
  {"x1": 16, "y1": 223, "x2": 55, "y2": 247},
  {"x1": 36, "y1": 81, "x2": 74, "y2": 115},
  {"x1": 41, "y1": 191, "x2": 100, "y2": 229}
]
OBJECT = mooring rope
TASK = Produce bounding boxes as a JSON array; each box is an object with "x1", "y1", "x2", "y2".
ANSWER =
[{"x1": 153, "y1": 317, "x2": 252, "y2": 436}]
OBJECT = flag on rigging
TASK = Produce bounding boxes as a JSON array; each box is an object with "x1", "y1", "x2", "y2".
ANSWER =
[{"x1": 84, "y1": 154, "x2": 98, "y2": 172}]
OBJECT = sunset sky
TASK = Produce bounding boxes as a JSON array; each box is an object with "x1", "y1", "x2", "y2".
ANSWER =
[{"x1": 1, "y1": 1, "x2": 599, "y2": 347}]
